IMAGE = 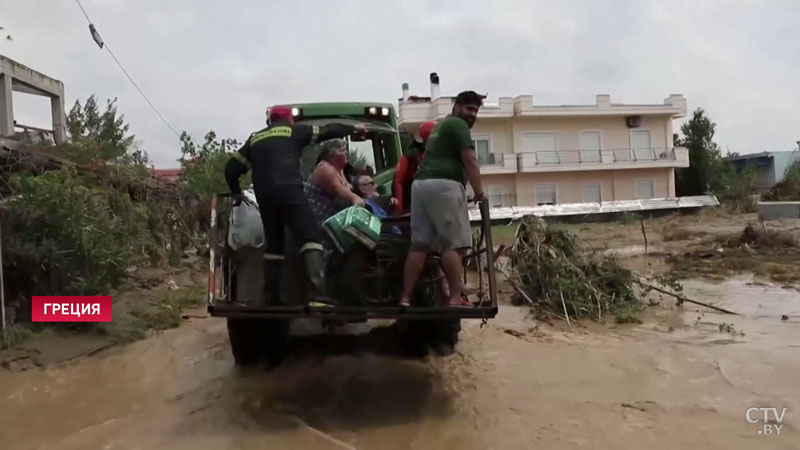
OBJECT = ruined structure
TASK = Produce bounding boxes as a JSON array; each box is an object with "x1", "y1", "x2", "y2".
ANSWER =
[{"x1": 0, "y1": 54, "x2": 66, "y2": 144}]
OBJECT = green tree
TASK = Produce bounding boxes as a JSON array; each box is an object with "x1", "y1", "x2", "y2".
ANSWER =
[
  {"x1": 675, "y1": 108, "x2": 730, "y2": 196},
  {"x1": 178, "y1": 130, "x2": 248, "y2": 231},
  {"x1": 179, "y1": 130, "x2": 243, "y2": 196},
  {"x1": 65, "y1": 95, "x2": 148, "y2": 166},
  {"x1": 348, "y1": 150, "x2": 369, "y2": 172},
  {"x1": 299, "y1": 142, "x2": 321, "y2": 179}
]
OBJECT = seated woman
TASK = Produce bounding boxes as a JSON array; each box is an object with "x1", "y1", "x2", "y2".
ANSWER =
[
  {"x1": 305, "y1": 139, "x2": 364, "y2": 249},
  {"x1": 311, "y1": 138, "x2": 364, "y2": 206}
]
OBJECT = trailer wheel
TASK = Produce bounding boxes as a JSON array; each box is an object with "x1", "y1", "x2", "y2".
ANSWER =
[{"x1": 226, "y1": 318, "x2": 290, "y2": 366}]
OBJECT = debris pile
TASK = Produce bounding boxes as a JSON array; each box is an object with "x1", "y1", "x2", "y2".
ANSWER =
[
  {"x1": 667, "y1": 224, "x2": 800, "y2": 287},
  {"x1": 507, "y1": 216, "x2": 644, "y2": 323},
  {"x1": 718, "y1": 224, "x2": 798, "y2": 249},
  {"x1": 762, "y1": 160, "x2": 800, "y2": 202}
]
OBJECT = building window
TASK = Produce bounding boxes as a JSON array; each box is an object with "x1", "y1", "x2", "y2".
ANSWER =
[
  {"x1": 635, "y1": 179, "x2": 655, "y2": 199},
  {"x1": 472, "y1": 136, "x2": 494, "y2": 165},
  {"x1": 523, "y1": 132, "x2": 558, "y2": 164},
  {"x1": 535, "y1": 183, "x2": 557, "y2": 205},
  {"x1": 630, "y1": 130, "x2": 653, "y2": 160},
  {"x1": 583, "y1": 182, "x2": 602, "y2": 203},
  {"x1": 487, "y1": 185, "x2": 510, "y2": 208},
  {"x1": 578, "y1": 131, "x2": 602, "y2": 163}
]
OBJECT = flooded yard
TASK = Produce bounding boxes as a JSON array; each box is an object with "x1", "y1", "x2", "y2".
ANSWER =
[
  {"x1": 1, "y1": 210, "x2": 799, "y2": 449},
  {"x1": 0, "y1": 275, "x2": 798, "y2": 450}
]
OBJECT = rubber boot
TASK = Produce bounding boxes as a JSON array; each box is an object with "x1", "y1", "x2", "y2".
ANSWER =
[
  {"x1": 302, "y1": 249, "x2": 338, "y2": 306},
  {"x1": 263, "y1": 259, "x2": 283, "y2": 306}
]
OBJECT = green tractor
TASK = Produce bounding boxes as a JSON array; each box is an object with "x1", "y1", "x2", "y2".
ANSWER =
[{"x1": 207, "y1": 102, "x2": 498, "y2": 366}]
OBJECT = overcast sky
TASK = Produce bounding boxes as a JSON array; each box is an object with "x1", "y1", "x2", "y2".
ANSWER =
[{"x1": 1, "y1": 0, "x2": 799, "y2": 167}]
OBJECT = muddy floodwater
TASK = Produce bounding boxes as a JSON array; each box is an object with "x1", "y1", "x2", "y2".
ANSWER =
[{"x1": 1, "y1": 278, "x2": 799, "y2": 450}]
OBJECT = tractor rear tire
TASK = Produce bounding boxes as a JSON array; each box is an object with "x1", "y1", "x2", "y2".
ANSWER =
[
  {"x1": 227, "y1": 318, "x2": 263, "y2": 366},
  {"x1": 428, "y1": 318, "x2": 461, "y2": 355},
  {"x1": 402, "y1": 266, "x2": 462, "y2": 355},
  {"x1": 227, "y1": 318, "x2": 290, "y2": 367},
  {"x1": 405, "y1": 319, "x2": 461, "y2": 356},
  {"x1": 261, "y1": 318, "x2": 291, "y2": 368}
]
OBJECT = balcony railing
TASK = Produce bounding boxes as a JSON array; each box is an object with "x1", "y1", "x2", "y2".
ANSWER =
[
  {"x1": 531, "y1": 150, "x2": 602, "y2": 164},
  {"x1": 478, "y1": 152, "x2": 503, "y2": 166},
  {"x1": 486, "y1": 193, "x2": 516, "y2": 208},
  {"x1": 477, "y1": 153, "x2": 519, "y2": 174},
  {"x1": 523, "y1": 148, "x2": 677, "y2": 165},
  {"x1": 611, "y1": 148, "x2": 677, "y2": 162}
]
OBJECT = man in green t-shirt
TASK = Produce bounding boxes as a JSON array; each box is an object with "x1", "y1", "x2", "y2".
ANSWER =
[{"x1": 399, "y1": 90, "x2": 485, "y2": 308}]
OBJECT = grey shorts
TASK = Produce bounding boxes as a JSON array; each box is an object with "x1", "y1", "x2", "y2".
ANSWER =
[{"x1": 410, "y1": 178, "x2": 472, "y2": 253}]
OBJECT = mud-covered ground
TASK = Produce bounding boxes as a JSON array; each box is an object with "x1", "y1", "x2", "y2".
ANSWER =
[
  {"x1": 1, "y1": 209, "x2": 799, "y2": 449},
  {"x1": 495, "y1": 209, "x2": 800, "y2": 286}
]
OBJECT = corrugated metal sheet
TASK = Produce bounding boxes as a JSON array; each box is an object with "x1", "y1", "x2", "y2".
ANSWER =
[{"x1": 468, "y1": 195, "x2": 719, "y2": 222}]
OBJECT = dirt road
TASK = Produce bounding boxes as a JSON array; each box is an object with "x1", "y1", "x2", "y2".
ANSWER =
[{"x1": 1, "y1": 276, "x2": 798, "y2": 450}]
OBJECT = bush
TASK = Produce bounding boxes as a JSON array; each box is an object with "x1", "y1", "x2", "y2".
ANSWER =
[
  {"x1": 1, "y1": 324, "x2": 34, "y2": 349},
  {"x1": 0, "y1": 95, "x2": 212, "y2": 328},
  {"x1": 2, "y1": 167, "x2": 140, "y2": 300},
  {"x1": 0, "y1": 160, "x2": 199, "y2": 320}
]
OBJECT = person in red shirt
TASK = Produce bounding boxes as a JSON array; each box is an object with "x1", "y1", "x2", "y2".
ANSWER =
[{"x1": 393, "y1": 120, "x2": 437, "y2": 213}]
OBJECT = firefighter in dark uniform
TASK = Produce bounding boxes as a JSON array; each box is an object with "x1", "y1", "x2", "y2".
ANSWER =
[{"x1": 224, "y1": 106, "x2": 366, "y2": 306}]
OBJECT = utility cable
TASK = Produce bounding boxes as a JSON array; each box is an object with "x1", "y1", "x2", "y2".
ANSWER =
[{"x1": 74, "y1": 0, "x2": 181, "y2": 138}]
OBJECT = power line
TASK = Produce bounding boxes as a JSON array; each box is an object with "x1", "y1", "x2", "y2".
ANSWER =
[
  {"x1": 74, "y1": 0, "x2": 181, "y2": 138},
  {"x1": 74, "y1": 0, "x2": 91, "y2": 22},
  {"x1": 101, "y1": 43, "x2": 181, "y2": 138}
]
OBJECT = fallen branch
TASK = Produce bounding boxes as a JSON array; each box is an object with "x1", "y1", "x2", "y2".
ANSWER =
[
  {"x1": 496, "y1": 263, "x2": 536, "y2": 306},
  {"x1": 559, "y1": 289, "x2": 572, "y2": 328},
  {"x1": 542, "y1": 309, "x2": 568, "y2": 322},
  {"x1": 634, "y1": 275, "x2": 740, "y2": 315}
]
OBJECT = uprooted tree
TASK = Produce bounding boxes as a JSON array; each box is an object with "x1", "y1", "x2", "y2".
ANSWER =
[{"x1": 507, "y1": 216, "x2": 684, "y2": 324}]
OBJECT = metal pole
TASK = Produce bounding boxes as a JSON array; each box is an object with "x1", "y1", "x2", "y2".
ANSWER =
[
  {"x1": 0, "y1": 223, "x2": 6, "y2": 331},
  {"x1": 481, "y1": 200, "x2": 498, "y2": 309}
]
